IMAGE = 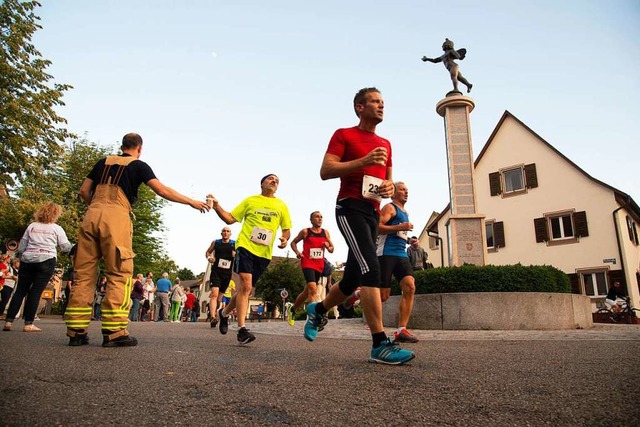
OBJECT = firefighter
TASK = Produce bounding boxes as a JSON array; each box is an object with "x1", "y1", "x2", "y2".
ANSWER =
[{"x1": 65, "y1": 133, "x2": 209, "y2": 347}]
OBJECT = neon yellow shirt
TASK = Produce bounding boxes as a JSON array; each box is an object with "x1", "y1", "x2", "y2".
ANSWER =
[
  {"x1": 231, "y1": 194, "x2": 292, "y2": 259},
  {"x1": 223, "y1": 280, "x2": 235, "y2": 298}
]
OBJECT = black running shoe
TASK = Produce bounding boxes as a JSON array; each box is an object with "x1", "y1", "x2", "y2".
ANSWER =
[
  {"x1": 210, "y1": 317, "x2": 218, "y2": 328},
  {"x1": 318, "y1": 314, "x2": 329, "y2": 332},
  {"x1": 218, "y1": 308, "x2": 228, "y2": 335},
  {"x1": 68, "y1": 334, "x2": 90, "y2": 347},
  {"x1": 237, "y1": 327, "x2": 256, "y2": 345},
  {"x1": 102, "y1": 335, "x2": 138, "y2": 347}
]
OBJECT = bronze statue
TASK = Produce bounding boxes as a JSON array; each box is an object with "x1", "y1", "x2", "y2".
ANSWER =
[{"x1": 422, "y1": 38, "x2": 473, "y2": 94}]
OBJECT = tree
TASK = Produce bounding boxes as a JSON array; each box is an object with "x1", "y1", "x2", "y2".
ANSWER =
[
  {"x1": 176, "y1": 267, "x2": 195, "y2": 281},
  {"x1": 255, "y1": 259, "x2": 305, "y2": 312},
  {"x1": 1, "y1": 0, "x2": 73, "y2": 189}
]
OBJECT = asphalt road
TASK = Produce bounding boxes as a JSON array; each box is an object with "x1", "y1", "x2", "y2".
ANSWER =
[{"x1": 1, "y1": 317, "x2": 639, "y2": 426}]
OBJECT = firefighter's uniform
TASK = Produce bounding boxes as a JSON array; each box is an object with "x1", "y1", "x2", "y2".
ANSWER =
[{"x1": 65, "y1": 155, "x2": 137, "y2": 342}]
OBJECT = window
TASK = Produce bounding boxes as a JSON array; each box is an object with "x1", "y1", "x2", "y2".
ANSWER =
[
  {"x1": 626, "y1": 216, "x2": 639, "y2": 246},
  {"x1": 489, "y1": 163, "x2": 538, "y2": 197},
  {"x1": 485, "y1": 220, "x2": 505, "y2": 252},
  {"x1": 485, "y1": 223, "x2": 495, "y2": 249},
  {"x1": 580, "y1": 270, "x2": 608, "y2": 297},
  {"x1": 549, "y1": 214, "x2": 573, "y2": 240},
  {"x1": 534, "y1": 210, "x2": 588, "y2": 245},
  {"x1": 503, "y1": 167, "x2": 524, "y2": 193}
]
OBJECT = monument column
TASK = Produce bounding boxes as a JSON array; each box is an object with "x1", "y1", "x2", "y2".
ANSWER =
[{"x1": 436, "y1": 94, "x2": 486, "y2": 266}]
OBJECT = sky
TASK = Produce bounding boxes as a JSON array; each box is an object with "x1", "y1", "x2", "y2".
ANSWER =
[{"x1": 33, "y1": 0, "x2": 639, "y2": 276}]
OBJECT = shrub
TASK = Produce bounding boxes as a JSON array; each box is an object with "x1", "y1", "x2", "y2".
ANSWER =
[{"x1": 390, "y1": 264, "x2": 570, "y2": 295}]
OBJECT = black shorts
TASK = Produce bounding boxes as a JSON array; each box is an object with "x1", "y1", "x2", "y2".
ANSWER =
[
  {"x1": 233, "y1": 247, "x2": 270, "y2": 285},
  {"x1": 378, "y1": 256, "x2": 414, "y2": 288},
  {"x1": 335, "y1": 198, "x2": 381, "y2": 296},
  {"x1": 209, "y1": 267, "x2": 233, "y2": 294},
  {"x1": 302, "y1": 268, "x2": 322, "y2": 284}
]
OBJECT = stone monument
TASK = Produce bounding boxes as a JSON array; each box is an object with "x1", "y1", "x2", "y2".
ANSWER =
[{"x1": 423, "y1": 39, "x2": 485, "y2": 266}]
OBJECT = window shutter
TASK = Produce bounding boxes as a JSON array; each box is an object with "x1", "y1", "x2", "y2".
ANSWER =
[
  {"x1": 524, "y1": 163, "x2": 538, "y2": 188},
  {"x1": 567, "y1": 273, "x2": 580, "y2": 294},
  {"x1": 493, "y1": 221, "x2": 505, "y2": 248},
  {"x1": 573, "y1": 211, "x2": 589, "y2": 237},
  {"x1": 489, "y1": 172, "x2": 501, "y2": 196},
  {"x1": 534, "y1": 217, "x2": 548, "y2": 243}
]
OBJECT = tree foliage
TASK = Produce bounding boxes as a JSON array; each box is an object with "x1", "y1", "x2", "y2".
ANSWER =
[
  {"x1": 176, "y1": 267, "x2": 195, "y2": 281},
  {"x1": 0, "y1": 0, "x2": 73, "y2": 189},
  {"x1": 255, "y1": 259, "x2": 305, "y2": 311}
]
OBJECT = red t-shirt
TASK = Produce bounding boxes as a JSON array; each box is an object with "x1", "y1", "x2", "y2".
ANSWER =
[
  {"x1": 185, "y1": 293, "x2": 197, "y2": 309},
  {"x1": 326, "y1": 126, "x2": 392, "y2": 209}
]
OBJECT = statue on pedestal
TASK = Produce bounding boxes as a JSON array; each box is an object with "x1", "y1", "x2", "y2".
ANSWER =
[{"x1": 422, "y1": 38, "x2": 473, "y2": 94}]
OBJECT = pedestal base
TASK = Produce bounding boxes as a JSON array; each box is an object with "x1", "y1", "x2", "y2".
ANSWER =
[{"x1": 447, "y1": 214, "x2": 485, "y2": 266}]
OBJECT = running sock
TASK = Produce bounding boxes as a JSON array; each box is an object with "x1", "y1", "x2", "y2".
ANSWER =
[
  {"x1": 314, "y1": 303, "x2": 328, "y2": 316},
  {"x1": 372, "y1": 332, "x2": 387, "y2": 348},
  {"x1": 397, "y1": 327, "x2": 406, "y2": 334}
]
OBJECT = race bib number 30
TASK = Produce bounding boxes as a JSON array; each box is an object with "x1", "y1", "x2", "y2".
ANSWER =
[
  {"x1": 218, "y1": 259, "x2": 231, "y2": 269},
  {"x1": 309, "y1": 248, "x2": 323, "y2": 259},
  {"x1": 250, "y1": 227, "x2": 273, "y2": 246},
  {"x1": 362, "y1": 175, "x2": 382, "y2": 201}
]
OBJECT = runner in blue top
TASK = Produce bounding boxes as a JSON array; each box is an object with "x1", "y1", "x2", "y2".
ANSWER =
[{"x1": 376, "y1": 182, "x2": 419, "y2": 343}]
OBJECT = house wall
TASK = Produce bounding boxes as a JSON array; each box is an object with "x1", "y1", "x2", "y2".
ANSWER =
[
  {"x1": 424, "y1": 114, "x2": 640, "y2": 311},
  {"x1": 475, "y1": 116, "x2": 620, "y2": 272}
]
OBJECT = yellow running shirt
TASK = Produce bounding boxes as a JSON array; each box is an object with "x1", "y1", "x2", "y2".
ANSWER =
[{"x1": 231, "y1": 194, "x2": 292, "y2": 260}]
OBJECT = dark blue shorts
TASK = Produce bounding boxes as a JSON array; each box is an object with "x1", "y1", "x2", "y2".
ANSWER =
[{"x1": 233, "y1": 247, "x2": 271, "y2": 285}]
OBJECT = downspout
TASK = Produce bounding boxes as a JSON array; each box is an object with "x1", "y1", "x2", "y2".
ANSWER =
[
  {"x1": 612, "y1": 199, "x2": 629, "y2": 291},
  {"x1": 428, "y1": 231, "x2": 445, "y2": 267}
]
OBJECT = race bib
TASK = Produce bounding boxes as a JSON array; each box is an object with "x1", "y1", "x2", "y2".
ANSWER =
[
  {"x1": 218, "y1": 259, "x2": 231, "y2": 269},
  {"x1": 309, "y1": 248, "x2": 323, "y2": 259},
  {"x1": 362, "y1": 175, "x2": 382, "y2": 201},
  {"x1": 250, "y1": 227, "x2": 273, "y2": 246},
  {"x1": 396, "y1": 230, "x2": 409, "y2": 241}
]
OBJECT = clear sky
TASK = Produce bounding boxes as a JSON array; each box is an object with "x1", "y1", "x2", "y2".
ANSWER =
[{"x1": 34, "y1": 0, "x2": 639, "y2": 275}]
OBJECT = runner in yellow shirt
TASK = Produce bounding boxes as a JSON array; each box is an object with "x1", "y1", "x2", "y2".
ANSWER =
[{"x1": 208, "y1": 174, "x2": 291, "y2": 344}]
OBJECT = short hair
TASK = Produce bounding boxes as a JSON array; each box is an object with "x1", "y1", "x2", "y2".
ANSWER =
[
  {"x1": 310, "y1": 211, "x2": 321, "y2": 220},
  {"x1": 353, "y1": 87, "x2": 380, "y2": 118},
  {"x1": 34, "y1": 202, "x2": 62, "y2": 224},
  {"x1": 162, "y1": 272, "x2": 169, "y2": 278},
  {"x1": 122, "y1": 133, "x2": 143, "y2": 150}
]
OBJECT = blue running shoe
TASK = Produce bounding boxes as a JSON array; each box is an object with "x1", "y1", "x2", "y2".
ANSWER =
[
  {"x1": 369, "y1": 339, "x2": 416, "y2": 365},
  {"x1": 303, "y1": 302, "x2": 323, "y2": 342}
]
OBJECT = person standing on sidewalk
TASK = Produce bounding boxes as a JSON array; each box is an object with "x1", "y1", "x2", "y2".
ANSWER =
[
  {"x1": 208, "y1": 174, "x2": 292, "y2": 345},
  {"x1": 205, "y1": 227, "x2": 235, "y2": 328},
  {"x1": 303, "y1": 87, "x2": 415, "y2": 365},
  {"x1": 64, "y1": 133, "x2": 209, "y2": 347},
  {"x1": 377, "y1": 181, "x2": 419, "y2": 343},
  {"x1": 407, "y1": 237, "x2": 428, "y2": 271},
  {"x1": 287, "y1": 211, "x2": 334, "y2": 326}
]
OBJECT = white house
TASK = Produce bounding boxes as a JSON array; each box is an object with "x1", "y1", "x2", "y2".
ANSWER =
[{"x1": 422, "y1": 111, "x2": 640, "y2": 312}]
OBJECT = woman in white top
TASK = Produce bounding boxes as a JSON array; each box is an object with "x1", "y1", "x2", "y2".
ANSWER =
[{"x1": 3, "y1": 202, "x2": 73, "y2": 332}]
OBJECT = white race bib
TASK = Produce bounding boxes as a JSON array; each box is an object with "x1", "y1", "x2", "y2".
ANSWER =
[
  {"x1": 250, "y1": 227, "x2": 273, "y2": 246},
  {"x1": 218, "y1": 259, "x2": 231, "y2": 269},
  {"x1": 396, "y1": 230, "x2": 409, "y2": 241},
  {"x1": 309, "y1": 248, "x2": 323, "y2": 259},
  {"x1": 362, "y1": 175, "x2": 383, "y2": 201}
]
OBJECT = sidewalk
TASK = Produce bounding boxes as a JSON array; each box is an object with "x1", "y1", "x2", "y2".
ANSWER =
[{"x1": 242, "y1": 316, "x2": 640, "y2": 341}]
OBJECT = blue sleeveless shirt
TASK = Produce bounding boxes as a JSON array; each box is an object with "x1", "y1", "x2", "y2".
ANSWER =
[{"x1": 376, "y1": 203, "x2": 409, "y2": 257}]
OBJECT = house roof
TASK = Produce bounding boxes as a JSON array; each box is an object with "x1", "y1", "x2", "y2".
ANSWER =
[{"x1": 428, "y1": 110, "x2": 640, "y2": 232}]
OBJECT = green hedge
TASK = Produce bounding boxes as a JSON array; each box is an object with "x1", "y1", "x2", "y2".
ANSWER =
[{"x1": 391, "y1": 264, "x2": 570, "y2": 295}]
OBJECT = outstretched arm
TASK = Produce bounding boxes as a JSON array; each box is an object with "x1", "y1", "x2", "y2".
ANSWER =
[
  {"x1": 421, "y1": 55, "x2": 442, "y2": 63},
  {"x1": 146, "y1": 179, "x2": 209, "y2": 212},
  {"x1": 206, "y1": 194, "x2": 237, "y2": 225}
]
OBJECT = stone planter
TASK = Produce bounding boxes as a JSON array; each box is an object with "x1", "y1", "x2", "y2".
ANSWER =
[{"x1": 383, "y1": 292, "x2": 593, "y2": 330}]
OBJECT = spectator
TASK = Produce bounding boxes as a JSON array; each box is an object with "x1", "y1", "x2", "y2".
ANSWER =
[
  {"x1": 169, "y1": 281, "x2": 184, "y2": 323},
  {"x1": 3, "y1": 202, "x2": 73, "y2": 332},
  {"x1": 129, "y1": 273, "x2": 144, "y2": 321},
  {"x1": 92, "y1": 276, "x2": 107, "y2": 321},
  {"x1": 184, "y1": 288, "x2": 197, "y2": 322},
  {"x1": 0, "y1": 255, "x2": 19, "y2": 319}
]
